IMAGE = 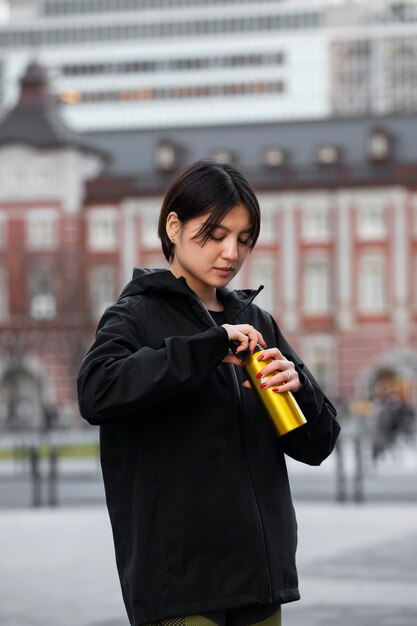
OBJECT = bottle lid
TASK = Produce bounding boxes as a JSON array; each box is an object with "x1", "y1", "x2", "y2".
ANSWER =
[{"x1": 231, "y1": 342, "x2": 264, "y2": 361}]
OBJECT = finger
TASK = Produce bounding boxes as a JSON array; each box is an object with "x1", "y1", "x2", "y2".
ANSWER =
[
  {"x1": 257, "y1": 364, "x2": 298, "y2": 390},
  {"x1": 247, "y1": 329, "x2": 266, "y2": 353},
  {"x1": 231, "y1": 324, "x2": 265, "y2": 353},
  {"x1": 258, "y1": 347, "x2": 284, "y2": 361},
  {"x1": 271, "y1": 370, "x2": 301, "y2": 393},
  {"x1": 234, "y1": 334, "x2": 250, "y2": 354},
  {"x1": 275, "y1": 367, "x2": 295, "y2": 386},
  {"x1": 256, "y1": 357, "x2": 290, "y2": 378},
  {"x1": 272, "y1": 378, "x2": 300, "y2": 393}
]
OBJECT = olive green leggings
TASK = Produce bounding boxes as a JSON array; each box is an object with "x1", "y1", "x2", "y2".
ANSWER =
[{"x1": 142, "y1": 606, "x2": 281, "y2": 626}]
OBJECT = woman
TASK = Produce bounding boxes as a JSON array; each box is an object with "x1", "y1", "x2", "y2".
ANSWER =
[{"x1": 77, "y1": 160, "x2": 340, "y2": 626}]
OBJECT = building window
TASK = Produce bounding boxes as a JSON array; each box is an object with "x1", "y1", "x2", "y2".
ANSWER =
[
  {"x1": 141, "y1": 205, "x2": 160, "y2": 248},
  {"x1": 250, "y1": 256, "x2": 275, "y2": 312},
  {"x1": 316, "y1": 145, "x2": 341, "y2": 165},
  {"x1": 26, "y1": 210, "x2": 58, "y2": 250},
  {"x1": 302, "y1": 206, "x2": 331, "y2": 241},
  {"x1": 412, "y1": 200, "x2": 417, "y2": 236},
  {"x1": 258, "y1": 211, "x2": 276, "y2": 244},
  {"x1": 88, "y1": 209, "x2": 118, "y2": 250},
  {"x1": 210, "y1": 150, "x2": 235, "y2": 165},
  {"x1": 90, "y1": 265, "x2": 117, "y2": 318},
  {"x1": 0, "y1": 213, "x2": 6, "y2": 249},
  {"x1": 368, "y1": 129, "x2": 392, "y2": 162},
  {"x1": 263, "y1": 147, "x2": 288, "y2": 168},
  {"x1": 0, "y1": 264, "x2": 7, "y2": 321},
  {"x1": 155, "y1": 141, "x2": 178, "y2": 172},
  {"x1": 414, "y1": 255, "x2": 417, "y2": 307},
  {"x1": 33, "y1": 158, "x2": 54, "y2": 185},
  {"x1": 358, "y1": 252, "x2": 386, "y2": 313},
  {"x1": 357, "y1": 205, "x2": 386, "y2": 240},
  {"x1": 59, "y1": 51, "x2": 286, "y2": 78},
  {"x1": 28, "y1": 263, "x2": 56, "y2": 321},
  {"x1": 330, "y1": 40, "x2": 372, "y2": 116},
  {"x1": 9, "y1": 162, "x2": 27, "y2": 187},
  {"x1": 302, "y1": 336, "x2": 335, "y2": 395},
  {"x1": 303, "y1": 256, "x2": 331, "y2": 315},
  {"x1": 332, "y1": 36, "x2": 417, "y2": 116},
  {"x1": 43, "y1": 0, "x2": 319, "y2": 23},
  {"x1": 60, "y1": 80, "x2": 285, "y2": 105}
]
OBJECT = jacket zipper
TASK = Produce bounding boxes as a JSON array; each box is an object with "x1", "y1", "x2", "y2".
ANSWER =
[
  {"x1": 229, "y1": 363, "x2": 274, "y2": 603},
  {"x1": 192, "y1": 294, "x2": 273, "y2": 601}
]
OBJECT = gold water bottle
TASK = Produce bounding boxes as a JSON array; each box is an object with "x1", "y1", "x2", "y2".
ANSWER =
[{"x1": 238, "y1": 344, "x2": 307, "y2": 437}]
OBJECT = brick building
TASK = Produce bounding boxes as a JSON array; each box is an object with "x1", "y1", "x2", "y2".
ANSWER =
[{"x1": 1, "y1": 62, "x2": 417, "y2": 429}]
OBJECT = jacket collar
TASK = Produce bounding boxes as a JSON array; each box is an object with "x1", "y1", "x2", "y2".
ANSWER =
[{"x1": 119, "y1": 268, "x2": 264, "y2": 326}]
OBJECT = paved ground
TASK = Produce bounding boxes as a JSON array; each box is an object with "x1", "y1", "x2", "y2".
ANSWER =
[{"x1": 1, "y1": 501, "x2": 416, "y2": 626}]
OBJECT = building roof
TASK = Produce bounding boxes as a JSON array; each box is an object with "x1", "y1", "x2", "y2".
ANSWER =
[
  {"x1": 84, "y1": 114, "x2": 417, "y2": 196},
  {"x1": 0, "y1": 61, "x2": 109, "y2": 161}
]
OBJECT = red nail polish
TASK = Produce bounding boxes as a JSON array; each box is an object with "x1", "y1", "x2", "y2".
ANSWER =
[
  {"x1": 272, "y1": 388, "x2": 280, "y2": 393},
  {"x1": 259, "y1": 382, "x2": 267, "y2": 389},
  {"x1": 255, "y1": 372, "x2": 263, "y2": 379},
  {"x1": 257, "y1": 353, "x2": 265, "y2": 361}
]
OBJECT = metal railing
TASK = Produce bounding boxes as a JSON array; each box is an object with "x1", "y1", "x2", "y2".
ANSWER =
[
  {"x1": 0, "y1": 429, "x2": 101, "y2": 508},
  {"x1": 1, "y1": 423, "x2": 416, "y2": 507}
]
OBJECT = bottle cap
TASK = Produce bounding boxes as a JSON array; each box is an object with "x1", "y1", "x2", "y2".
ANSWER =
[{"x1": 231, "y1": 342, "x2": 264, "y2": 362}]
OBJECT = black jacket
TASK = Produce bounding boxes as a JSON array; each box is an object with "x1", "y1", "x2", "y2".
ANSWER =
[{"x1": 77, "y1": 269, "x2": 340, "y2": 626}]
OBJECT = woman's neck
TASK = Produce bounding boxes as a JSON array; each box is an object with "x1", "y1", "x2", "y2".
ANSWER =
[
  {"x1": 196, "y1": 290, "x2": 224, "y2": 312},
  {"x1": 169, "y1": 268, "x2": 224, "y2": 311}
]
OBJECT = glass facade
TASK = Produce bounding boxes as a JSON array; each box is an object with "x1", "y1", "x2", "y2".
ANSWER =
[
  {"x1": 331, "y1": 36, "x2": 417, "y2": 115},
  {"x1": 0, "y1": 13, "x2": 321, "y2": 48},
  {"x1": 44, "y1": 0, "x2": 286, "y2": 16},
  {"x1": 1, "y1": 0, "x2": 416, "y2": 129}
]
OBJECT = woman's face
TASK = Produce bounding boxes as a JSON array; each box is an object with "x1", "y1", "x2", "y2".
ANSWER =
[{"x1": 168, "y1": 203, "x2": 253, "y2": 299}]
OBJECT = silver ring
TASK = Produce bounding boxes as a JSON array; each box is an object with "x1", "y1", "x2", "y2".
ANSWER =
[{"x1": 286, "y1": 370, "x2": 291, "y2": 382}]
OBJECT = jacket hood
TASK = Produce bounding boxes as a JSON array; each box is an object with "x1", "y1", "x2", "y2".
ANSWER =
[{"x1": 118, "y1": 268, "x2": 263, "y2": 317}]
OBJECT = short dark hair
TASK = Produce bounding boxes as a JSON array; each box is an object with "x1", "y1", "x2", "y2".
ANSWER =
[{"x1": 158, "y1": 159, "x2": 261, "y2": 261}]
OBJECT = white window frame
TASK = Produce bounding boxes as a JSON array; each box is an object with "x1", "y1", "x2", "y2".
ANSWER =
[
  {"x1": 303, "y1": 255, "x2": 331, "y2": 315},
  {"x1": 301, "y1": 335, "x2": 336, "y2": 395},
  {"x1": 258, "y1": 195, "x2": 279, "y2": 244},
  {"x1": 90, "y1": 265, "x2": 117, "y2": 318},
  {"x1": 414, "y1": 255, "x2": 417, "y2": 308},
  {"x1": 250, "y1": 255, "x2": 276, "y2": 312},
  {"x1": 302, "y1": 206, "x2": 331, "y2": 242},
  {"x1": 358, "y1": 252, "x2": 386, "y2": 313},
  {"x1": 0, "y1": 212, "x2": 5, "y2": 249},
  {"x1": 28, "y1": 262, "x2": 56, "y2": 321},
  {"x1": 141, "y1": 203, "x2": 161, "y2": 248},
  {"x1": 0, "y1": 264, "x2": 8, "y2": 321},
  {"x1": 357, "y1": 204, "x2": 386, "y2": 240},
  {"x1": 26, "y1": 209, "x2": 58, "y2": 250},
  {"x1": 88, "y1": 207, "x2": 118, "y2": 251},
  {"x1": 412, "y1": 198, "x2": 417, "y2": 236},
  {"x1": 30, "y1": 294, "x2": 56, "y2": 321}
]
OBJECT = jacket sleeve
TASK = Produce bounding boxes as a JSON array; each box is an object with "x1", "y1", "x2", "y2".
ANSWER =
[
  {"x1": 270, "y1": 316, "x2": 341, "y2": 466},
  {"x1": 77, "y1": 303, "x2": 230, "y2": 425}
]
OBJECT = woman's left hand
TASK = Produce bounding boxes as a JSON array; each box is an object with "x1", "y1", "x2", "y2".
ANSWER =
[{"x1": 243, "y1": 347, "x2": 302, "y2": 393}]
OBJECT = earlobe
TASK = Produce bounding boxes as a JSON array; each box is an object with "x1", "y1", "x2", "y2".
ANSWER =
[{"x1": 166, "y1": 211, "x2": 180, "y2": 243}]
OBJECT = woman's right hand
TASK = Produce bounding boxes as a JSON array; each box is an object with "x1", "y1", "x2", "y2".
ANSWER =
[{"x1": 221, "y1": 323, "x2": 266, "y2": 365}]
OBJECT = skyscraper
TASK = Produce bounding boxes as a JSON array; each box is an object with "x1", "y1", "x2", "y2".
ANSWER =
[{"x1": 0, "y1": 0, "x2": 416, "y2": 131}]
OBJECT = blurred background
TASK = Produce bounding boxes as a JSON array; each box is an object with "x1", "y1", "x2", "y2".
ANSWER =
[{"x1": 0, "y1": 1, "x2": 416, "y2": 625}]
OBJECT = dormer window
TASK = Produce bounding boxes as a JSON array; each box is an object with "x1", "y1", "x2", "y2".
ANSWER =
[
  {"x1": 210, "y1": 150, "x2": 234, "y2": 165},
  {"x1": 28, "y1": 263, "x2": 56, "y2": 321},
  {"x1": 155, "y1": 140, "x2": 177, "y2": 172},
  {"x1": 263, "y1": 147, "x2": 287, "y2": 168},
  {"x1": 316, "y1": 145, "x2": 341, "y2": 165},
  {"x1": 368, "y1": 129, "x2": 392, "y2": 162}
]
